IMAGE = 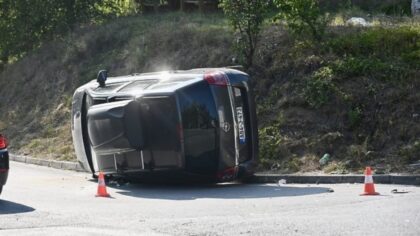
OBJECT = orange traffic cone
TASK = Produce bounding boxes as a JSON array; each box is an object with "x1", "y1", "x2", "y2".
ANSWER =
[
  {"x1": 95, "y1": 172, "x2": 110, "y2": 197},
  {"x1": 360, "y1": 167, "x2": 379, "y2": 196}
]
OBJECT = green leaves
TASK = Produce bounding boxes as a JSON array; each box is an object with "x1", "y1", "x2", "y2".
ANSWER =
[
  {"x1": 274, "y1": 0, "x2": 329, "y2": 41},
  {"x1": 303, "y1": 66, "x2": 336, "y2": 108},
  {"x1": 219, "y1": 0, "x2": 269, "y2": 68},
  {"x1": 0, "y1": 0, "x2": 122, "y2": 67},
  {"x1": 258, "y1": 120, "x2": 283, "y2": 162}
]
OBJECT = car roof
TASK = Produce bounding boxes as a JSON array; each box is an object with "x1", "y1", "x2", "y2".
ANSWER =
[
  {"x1": 85, "y1": 68, "x2": 246, "y2": 96},
  {"x1": 108, "y1": 67, "x2": 245, "y2": 81}
]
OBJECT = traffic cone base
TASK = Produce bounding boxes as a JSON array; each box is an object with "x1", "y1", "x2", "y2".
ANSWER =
[
  {"x1": 361, "y1": 192, "x2": 379, "y2": 196},
  {"x1": 360, "y1": 184, "x2": 380, "y2": 195},
  {"x1": 96, "y1": 172, "x2": 111, "y2": 198}
]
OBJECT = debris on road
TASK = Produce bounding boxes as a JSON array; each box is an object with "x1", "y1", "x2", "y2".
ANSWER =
[
  {"x1": 278, "y1": 179, "x2": 287, "y2": 186},
  {"x1": 391, "y1": 189, "x2": 410, "y2": 194},
  {"x1": 327, "y1": 188, "x2": 334, "y2": 193}
]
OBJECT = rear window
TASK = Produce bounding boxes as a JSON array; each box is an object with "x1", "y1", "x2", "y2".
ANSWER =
[
  {"x1": 178, "y1": 81, "x2": 218, "y2": 173},
  {"x1": 178, "y1": 82, "x2": 218, "y2": 129}
]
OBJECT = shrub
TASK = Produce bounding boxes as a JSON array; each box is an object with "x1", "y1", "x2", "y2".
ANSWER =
[
  {"x1": 327, "y1": 27, "x2": 420, "y2": 60},
  {"x1": 331, "y1": 57, "x2": 410, "y2": 81},
  {"x1": 259, "y1": 122, "x2": 283, "y2": 162},
  {"x1": 303, "y1": 66, "x2": 336, "y2": 108},
  {"x1": 348, "y1": 106, "x2": 363, "y2": 129},
  {"x1": 380, "y1": 0, "x2": 412, "y2": 16},
  {"x1": 326, "y1": 27, "x2": 419, "y2": 81},
  {"x1": 399, "y1": 141, "x2": 420, "y2": 164},
  {"x1": 274, "y1": 0, "x2": 330, "y2": 41}
]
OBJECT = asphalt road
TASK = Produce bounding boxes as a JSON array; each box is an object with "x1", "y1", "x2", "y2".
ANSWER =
[{"x1": 1, "y1": 162, "x2": 419, "y2": 236}]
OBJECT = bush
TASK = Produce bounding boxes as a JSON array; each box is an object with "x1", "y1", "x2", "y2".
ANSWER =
[
  {"x1": 274, "y1": 0, "x2": 330, "y2": 41},
  {"x1": 380, "y1": 0, "x2": 412, "y2": 16},
  {"x1": 348, "y1": 106, "x2": 363, "y2": 129},
  {"x1": 331, "y1": 57, "x2": 410, "y2": 81},
  {"x1": 303, "y1": 66, "x2": 336, "y2": 108},
  {"x1": 259, "y1": 122, "x2": 283, "y2": 162},
  {"x1": 328, "y1": 27, "x2": 420, "y2": 60},
  {"x1": 326, "y1": 27, "x2": 419, "y2": 81},
  {"x1": 399, "y1": 141, "x2": 420, "y2": 164},
  {"x1": 402, "y1": 49, "x2": 420, "y2": 67},
  {"x1": 333, "y1": 0, "x2": 411, "y2": 16}
]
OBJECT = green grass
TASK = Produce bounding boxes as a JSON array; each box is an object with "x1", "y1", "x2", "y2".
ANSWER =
[{"x1": 328, "y1": 27, "x2": 419, "y2": 60}]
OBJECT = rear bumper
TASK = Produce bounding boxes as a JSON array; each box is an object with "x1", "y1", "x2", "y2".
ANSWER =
[{"x1": 0, "y1": 149, "x2": 9, "y2": 186}]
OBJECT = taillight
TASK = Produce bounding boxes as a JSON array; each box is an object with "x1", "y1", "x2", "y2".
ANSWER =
[
  {"x1": 204, "y1": 72, "x2": 229, "y2": 87},
  {"x1": 216, "y1": 167, "x2": 238, "y2": 181},
  {"x1": 0, "y1": 135, "x2": 7, "y2": 149}
]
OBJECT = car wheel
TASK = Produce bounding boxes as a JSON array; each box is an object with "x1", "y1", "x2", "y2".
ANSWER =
[{"x1": 237, "y1": 171, "x2": 255, "y2": 183}]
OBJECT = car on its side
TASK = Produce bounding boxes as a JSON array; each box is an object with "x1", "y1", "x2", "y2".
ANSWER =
[
  {"x1": 0, "y1": 134, "x2": 9, "y2": 195},
  {"x1": 71, "y1": 68, "x2": 258, "y2": 182}
]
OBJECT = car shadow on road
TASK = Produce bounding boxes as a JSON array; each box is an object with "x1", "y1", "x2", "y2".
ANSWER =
[
  {"x1": 113, "y1": 183, "x2": 331, "y2": 200},
  {"x1": 0, "y1": 200, "x2": 35, "y2": 215}
]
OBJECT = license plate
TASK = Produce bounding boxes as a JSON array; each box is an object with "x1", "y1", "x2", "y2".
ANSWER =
[{"x1": 236, "y1": 107, "x2": 246, "y2": 144}]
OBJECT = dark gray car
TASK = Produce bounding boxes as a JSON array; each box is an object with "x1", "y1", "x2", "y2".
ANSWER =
[{"x1": 71, "y1": 68, "x2": 258, "y2": 182}]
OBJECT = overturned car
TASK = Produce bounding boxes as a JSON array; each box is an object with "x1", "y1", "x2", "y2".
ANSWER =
[{"x1": 71, "y1": 68, "x2": 258, "y2": 182}]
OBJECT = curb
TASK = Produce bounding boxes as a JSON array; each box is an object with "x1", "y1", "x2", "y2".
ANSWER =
[
  {"x1": 250, "y1": 174, "x2": 420, "y2": 186},
  {"x1": 9, "y1": 154, "x2": 420, "y2": 185},
  {"x1": 9, "y1": 154, "x2": 87, "y2": 172}
]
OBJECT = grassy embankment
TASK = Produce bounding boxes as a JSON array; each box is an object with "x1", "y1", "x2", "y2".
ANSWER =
[{"x1": 0, "y1": 12, "x2": 418, "y2": 173}]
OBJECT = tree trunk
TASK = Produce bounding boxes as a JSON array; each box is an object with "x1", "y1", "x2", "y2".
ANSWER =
[
  {"x1": 180, "y1": 0, "x2": 185, "y2": 11},
  {"x1": 198, "y1": 0, "x2": 204, "y2": 13}
]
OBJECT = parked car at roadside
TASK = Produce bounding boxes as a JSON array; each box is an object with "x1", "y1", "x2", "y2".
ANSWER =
[
  {"x1": 71, "y1": 68, "x2": 258, "y2": 182},
  {"x1": 0, "y1": 134, "x2": 9, "y2": 195}
]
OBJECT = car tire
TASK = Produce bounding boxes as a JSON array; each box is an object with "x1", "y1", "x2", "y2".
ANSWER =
[{"x1": 237, "y1": 173, "x2": 255, "y2": 184}]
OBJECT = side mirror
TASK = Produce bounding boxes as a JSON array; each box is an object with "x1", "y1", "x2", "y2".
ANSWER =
[{"x1": 97, "y1": 70, "x2": 108, "y2": 87}]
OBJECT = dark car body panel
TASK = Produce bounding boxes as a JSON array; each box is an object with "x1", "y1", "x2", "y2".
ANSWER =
[
  {"x1": 71, "y1": 68, "x2": 258, "y2": 182},
  {"x1": 0, "y1": 149, "x2": 9, "y2": 186}
]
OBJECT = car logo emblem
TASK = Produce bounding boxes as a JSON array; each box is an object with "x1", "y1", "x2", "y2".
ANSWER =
[{"x1": 222, "y1": 122, "x2": 231, "y2": 132}]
